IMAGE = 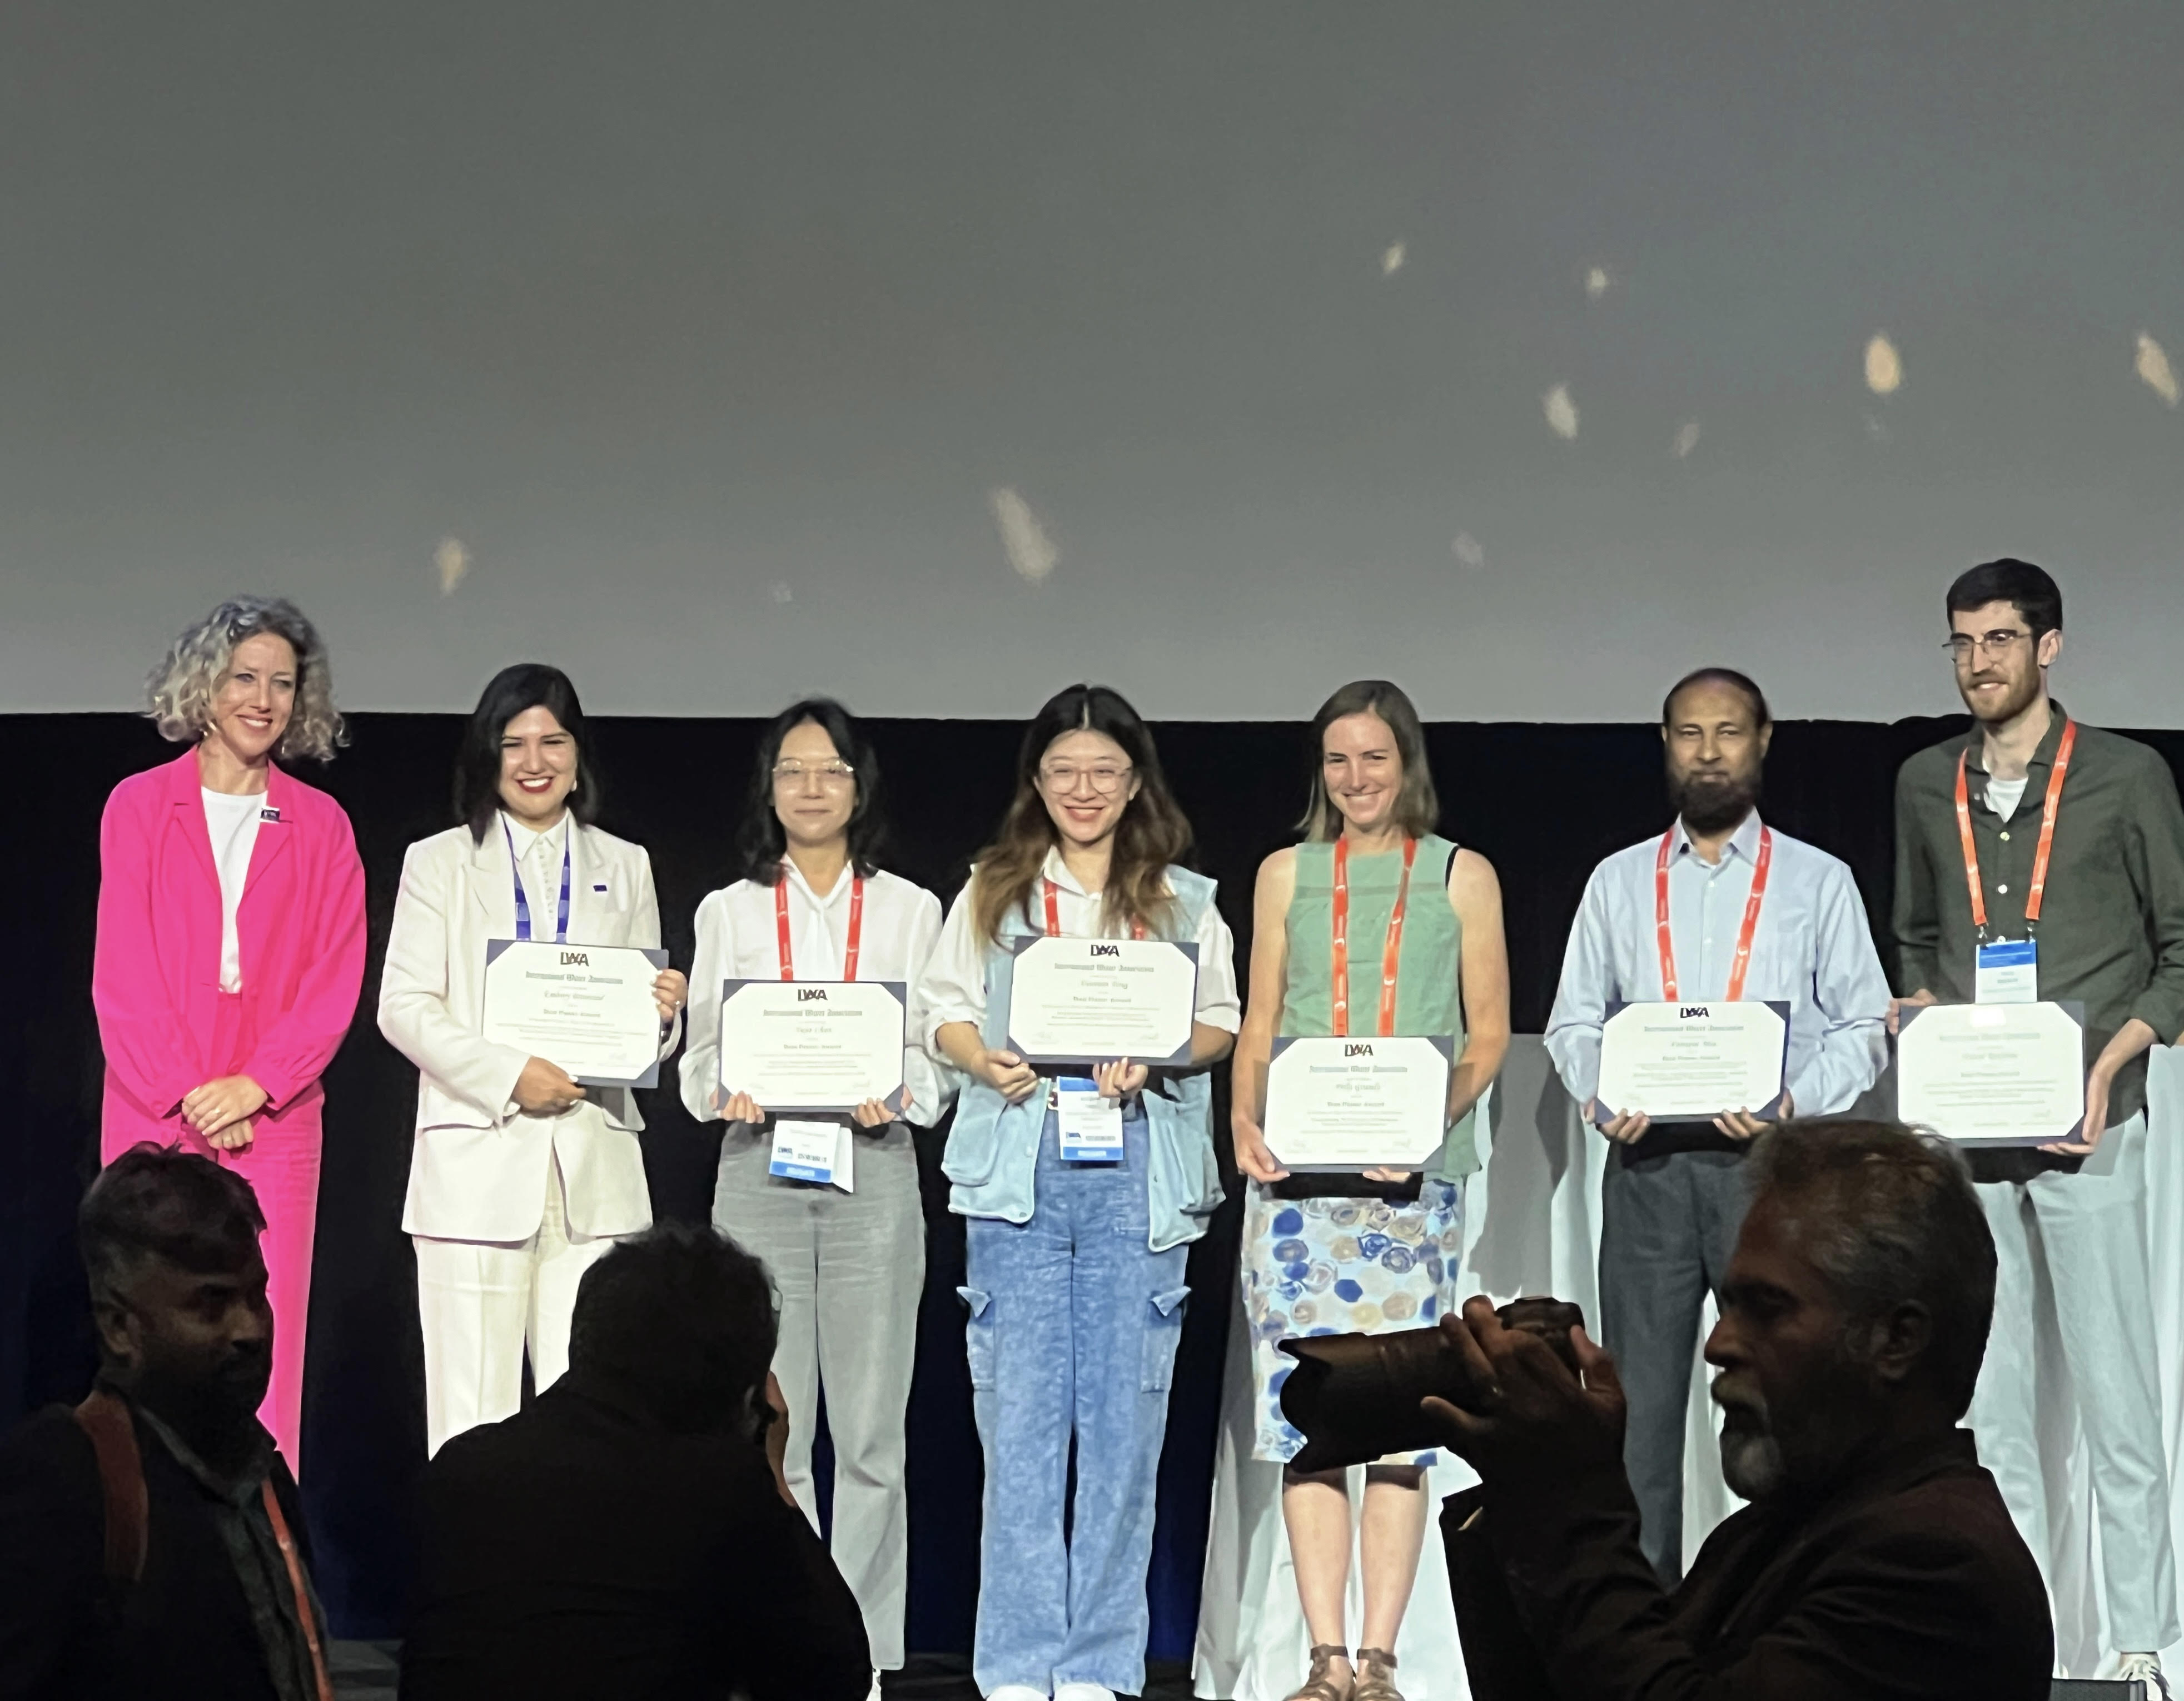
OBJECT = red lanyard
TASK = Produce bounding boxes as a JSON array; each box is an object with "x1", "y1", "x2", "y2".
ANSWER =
[
  {"x1": 260, "y1": 1479, "x2": 335, "y2": 1701},
  {"x1": 1042, "y1": 878, "x2": 1147, "y2": 941},
  {"x1": 1655, "y1": 825, "x2": 1772, "y2": 1002},
  {"x1": 1331, "y1": 834, "x2": 1416, "y2": 1038},
  {"x1": 776, "y1": 871, "x2": 863, "y2": 981},
  {"x1": 1953, "y1": 719, "x2": 2075, "y2": 939}
]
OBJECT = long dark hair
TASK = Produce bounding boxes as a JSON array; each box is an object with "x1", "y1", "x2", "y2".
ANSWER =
[
  {"x1": 456, "y1": 663, "x2": 600, "y2": 843},
  {"x1": 1297, "y1": 679, "x2": 1441, "y2": 842},
  {"x1": 731, "y1": 697, "x2": 888, "y2": 886},
  {"x1": 971, "y1": 684, "x2": 1194, "y2": 943}
]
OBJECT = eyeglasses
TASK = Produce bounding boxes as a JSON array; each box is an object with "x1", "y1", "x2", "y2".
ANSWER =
[
  {"x1": 1944, "y1": 629, "x2": 2033, "y2": 662},
  {"x1": 773, "y1": 760, "x2": 856, "y2": 788},
  {"x1": 1038, "y1": 762, "x2": 1133, "y2": 795}
]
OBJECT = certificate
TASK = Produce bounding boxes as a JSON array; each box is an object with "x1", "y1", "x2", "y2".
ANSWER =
[
  {"x1": 717, "y1": 979, "x2": 908, "y2": 1115},
  {"x1": 1594, "y1": 1001, "x2": 1789, "y2": 1123},
  {"x1": 1003, "y1": 936, "x2": 1199, "y2": 1067},
  {"x1": 482, "y1": 940, "x2": 666, "y2": 1088},
  {"x1": 1896, "y1": 1000, "x2": 2086, "y2": 1147},
  {"x1": 1262, "y1": 1034, "x2": 1454, "y2": 1170}
]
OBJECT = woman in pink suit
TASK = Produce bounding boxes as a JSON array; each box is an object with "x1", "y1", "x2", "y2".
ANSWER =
[{"x1": 92, "y1": 595, "x2": 367, "y2": 1474}]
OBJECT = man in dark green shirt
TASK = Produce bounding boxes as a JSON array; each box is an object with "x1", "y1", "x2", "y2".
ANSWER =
[{"x1": 1891, "y1": 558, "x2": 2184, "y2": 1693}]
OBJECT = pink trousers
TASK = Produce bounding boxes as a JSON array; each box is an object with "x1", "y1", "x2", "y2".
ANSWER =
[{"x1": 100, "y1": 994, "x2": 323, "y2": 1478}]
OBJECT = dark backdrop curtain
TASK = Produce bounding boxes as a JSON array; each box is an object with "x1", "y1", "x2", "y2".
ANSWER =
[{"x1": 7, "y1": 709, "x2": 2180, "y2": 1650}]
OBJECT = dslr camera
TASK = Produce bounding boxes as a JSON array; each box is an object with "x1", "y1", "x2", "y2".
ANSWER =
[{"x1": 1276, "y1": 1296, "x2": 1586, "y2": 1472}]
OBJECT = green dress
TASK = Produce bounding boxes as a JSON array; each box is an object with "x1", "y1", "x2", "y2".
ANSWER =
[{"x1": 1241, "y1": 833, "x2": 1473, "y2": 1465}]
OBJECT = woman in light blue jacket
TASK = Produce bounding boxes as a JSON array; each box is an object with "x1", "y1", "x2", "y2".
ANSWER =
[{"x1": 919, "y1": 683, "x2": 1238, "y2": 1701}]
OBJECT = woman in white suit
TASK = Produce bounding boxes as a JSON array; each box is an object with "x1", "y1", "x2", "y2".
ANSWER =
[{"x1": 380, "y1": 663, "x2": 687, "y2": 1455}]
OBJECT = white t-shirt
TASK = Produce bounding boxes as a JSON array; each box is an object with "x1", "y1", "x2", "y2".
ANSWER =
[
  {"x1": 202, "y1": 789, "x2": 265, "y2": 993},
  {"x1": 916, "y1": 847, "x2": 1242, "y2": 1046},
  {"x1": 1985, "y1": 775, "x2": 2030, "y2": 822}
]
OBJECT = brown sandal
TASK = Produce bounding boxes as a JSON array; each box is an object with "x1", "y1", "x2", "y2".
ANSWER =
[
  {"x1": 1352, "y1": 1647, "x2": 1404, "y2": 1701},
  {"x1": 1285, "y1": 1643, "x2": 1354, "y2": 1701}
]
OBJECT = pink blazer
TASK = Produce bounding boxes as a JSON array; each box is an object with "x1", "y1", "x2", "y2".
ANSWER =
[{"x1": 93, "y1": 747, "x2": 367, "y2": 1146}]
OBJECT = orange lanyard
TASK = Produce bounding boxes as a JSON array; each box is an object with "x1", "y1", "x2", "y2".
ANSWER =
[
  {"x1": 1042, "y1": 878, "x2": 1147, "y2": 941},
  {"x1": 259, "y1": 1479, "x2": 335, "y2": 1701},
  {"x1": 1331, "y1": 835, "x2": 1416, "y2": 1038},
  {"x1": 1953, "y1": 719, "x2": 2075, "y2": 940},
  {"x1": 1655, "y1": 825, "x2": 1772, "y2": 1003},
  {"x1": 776, "y1": 871, "x2": 863, "y2": 981}
]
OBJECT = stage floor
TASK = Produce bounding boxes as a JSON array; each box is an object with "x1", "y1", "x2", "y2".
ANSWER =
[{"x1": 327, "y1": 1643, "x2": 1201, "y2": 1699}]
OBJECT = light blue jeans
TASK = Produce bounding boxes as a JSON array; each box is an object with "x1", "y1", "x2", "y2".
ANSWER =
[{"x1": 959, "y1": 1107, "x2": 1191, "y2": 1698}]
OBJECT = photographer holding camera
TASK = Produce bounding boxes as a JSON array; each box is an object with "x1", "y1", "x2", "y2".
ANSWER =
[{"x1": 1426, "y1": 1121, "x2": 2053, "y2": 1700}]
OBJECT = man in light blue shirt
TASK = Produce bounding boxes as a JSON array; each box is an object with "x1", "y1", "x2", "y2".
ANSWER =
[{"x1": 1545, "y1": 668, "x2": 1889, "y2": 1581}]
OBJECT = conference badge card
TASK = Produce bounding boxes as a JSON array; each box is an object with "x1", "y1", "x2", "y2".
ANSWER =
[
  {"x1": 481, "y1": 941, "x2": 668, "y2": 1088},
  {"x1": 1262, "y1": 1034, "x2": 1454, "y2": 1171},
  {"x1": 1003, "y1": 937, "x2": 1198, "y2": 1068},
  {"x1": 718, "y1": 979, "x2": 908, "y2": 1116},
  {"x1": 1593, "y1": 1001, "x2": 1789, "y2": 1125}
]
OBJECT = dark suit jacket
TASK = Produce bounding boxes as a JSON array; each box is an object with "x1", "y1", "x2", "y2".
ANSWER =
[
  {"x1": 0, "y1": 1402, "x2": 311, "y2": 1701},
  {"x1": 399, "y1": 1371, "x2": 870, "y2": 1701},
  {"x1": 1444, "y1": 1429, "x2": 2052, "y2": 1701}
]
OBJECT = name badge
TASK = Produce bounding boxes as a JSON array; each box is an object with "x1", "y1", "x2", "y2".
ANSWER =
[
  {"x1": 769, "y1": 1120, "x2": 855, "y2": 1191},
  {"x1": 1974, "y1": 938, "x2": 2039, "y2": 1005},
  {"x1": 1054, "y1": 1077, "x2": 1124, "y2": 1163}
]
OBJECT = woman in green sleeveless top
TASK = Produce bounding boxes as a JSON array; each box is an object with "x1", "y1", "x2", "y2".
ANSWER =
[{"x1": 1230, "y1": 680, "x2": 1509, "y2": 1701}]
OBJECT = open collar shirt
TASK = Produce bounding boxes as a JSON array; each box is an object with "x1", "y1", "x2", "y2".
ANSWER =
[
  {"x1": 1891, "y1": 702, "x2": 2184, "y2": 1126},
  {"x1": 1546, "y1": 812, "x2": 1890, "y2": 1117}
]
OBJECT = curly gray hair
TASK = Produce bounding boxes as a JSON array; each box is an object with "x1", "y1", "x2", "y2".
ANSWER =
[{"x1": 144, "y1": 596, "x2": 346, "y2": 762}]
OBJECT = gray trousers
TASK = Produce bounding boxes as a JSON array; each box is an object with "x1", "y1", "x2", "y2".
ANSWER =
[
  {"x1": 1969, "y1": 1112, "x2": 2181, "y2": 1654},
  {"x1": 713, "y1": 1122, "x2": 926, "y2": 1670},
  {"x1": 1599, "y1": 1146, "x2": 1752, "y2": 1584}
]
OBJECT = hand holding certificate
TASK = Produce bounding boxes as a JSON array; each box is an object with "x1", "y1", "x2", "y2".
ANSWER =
[
  {"x1": 1262, "y1": 1035, "x2": 1453, "y2": 1170},
  {"x1": 717, "y1": 979, "x2": 908, "y2": 1116},
  {"x1": 1003, "y1": 936, "x2": 1199, "y2": 1067},
  {"x1": 1896, "y1": 1001, "x2": 2086, "y2": 1148},
  {"x1": 1593, "y1": 1001, "x2": 1790, "y2": 1125},
  {"x1": 482, "y1": 941, "x2": 668, "y2": 1088}
]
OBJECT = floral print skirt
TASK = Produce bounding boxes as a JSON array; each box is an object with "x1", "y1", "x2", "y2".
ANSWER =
[{"x1": 1240, "y1": 1177, "x2": 1467, "y2": 1465}]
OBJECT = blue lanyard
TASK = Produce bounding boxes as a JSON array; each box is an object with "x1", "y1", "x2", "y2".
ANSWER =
[{"x1": 504, "y1": 820, "x2": 571, "y2": 943}]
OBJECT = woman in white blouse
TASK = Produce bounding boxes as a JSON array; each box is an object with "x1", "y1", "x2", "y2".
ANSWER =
[
  {"x1": 919, "y1": 684, "x2": 1238, "y2": 1701},
  {"x1": 680, "y1": 697, "x2": 941, "y2": 1694},
  {"x1": 379, "y1": 664, "x2": 686, "y2": 1456}
]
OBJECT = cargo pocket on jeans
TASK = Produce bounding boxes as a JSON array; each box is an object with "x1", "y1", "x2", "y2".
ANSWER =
[
  {"x1": 958, "y1": 1286, "x2": 997, "y2": 1390},
  {"x1": 1141, "y1": 1285, "x2": 1191, "y2": 1392}
]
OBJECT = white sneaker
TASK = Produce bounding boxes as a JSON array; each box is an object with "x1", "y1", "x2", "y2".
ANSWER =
[
  {"x1": 987, "y1": 1688, "x2": 1048, "y2": 1701},
  {"x1": 2117, "y1": 1652, "x2": 2171, "y2": 1700},
  {"x1": 1054, "y1": 1687, "x2": 1115, "y2": 1701}
]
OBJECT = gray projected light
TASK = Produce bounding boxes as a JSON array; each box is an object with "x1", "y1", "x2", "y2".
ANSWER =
[{"x1": 1, "y1": 3, "x2": 2180, "y2": 724}]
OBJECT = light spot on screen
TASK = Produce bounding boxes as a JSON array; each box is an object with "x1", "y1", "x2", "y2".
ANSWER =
[
  {"x1": 1543, "y1": 383, "x2": 1580, "y2": 440},
  {"x1": 1863, "y1": 411, "x2": 1892, "y2": 444},
  {"x1": 435, "y1": 538, "x2": 470, "y2": 596},
  {"x1": 770, "y1": 581, "x2": 794, "y2": 604},
  {"x1": 1673, "y1": 421, "x2": 1702, "y2": 459},
  {"x1": 1382, "y1": 241, "x2": 1406, "y2": 276},
  {"x1": 1864, "y1": 334, "x2": 1903, "y2": 395},
  {"x1": 1452, "y1": 532, "x2": 1485, "y2": 569},
  {"x1": 1585, "y1": 266, "x2": 1610, "y2": 300},
  {"x1": 990, "y1": 486, "x2": 1058, "y2": 582},
  {"x1": 2136, "y1": 332, "x2": 2180, "y2": 407}
]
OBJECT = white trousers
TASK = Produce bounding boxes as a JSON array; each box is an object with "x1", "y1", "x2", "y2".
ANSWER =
[
  {"x1": 414, "y1": 1156, "x2": 621, "y2": 1457},
  {"x1": 1971, "y1": 1111, "x2": 2182, "y2": 1655}
]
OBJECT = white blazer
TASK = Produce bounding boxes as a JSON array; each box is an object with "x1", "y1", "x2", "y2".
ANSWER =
[{"x1": 380, "y1": 817, "x2": 682, "y2": 1242}]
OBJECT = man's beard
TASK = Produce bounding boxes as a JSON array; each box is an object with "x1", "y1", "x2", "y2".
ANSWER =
[
  {"x1": 132, "y1": 1348, "x2": 271, "y2": 1461},
  {"x1": 1669, "y1": 767, "x2": 1761, "y2": 837},
  {"x1": 1713, "y1": 1376, "x2": 1787, "y2": 1501},
  {"x1": 1960, "y1": 665, "x2": 2042, "y2": 725}
]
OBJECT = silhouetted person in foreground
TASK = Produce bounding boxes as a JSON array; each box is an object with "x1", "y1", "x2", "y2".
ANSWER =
[
  {"x1": 399, "y1": 1221, "x2": 870, "y2": 1701},
  {"x1": 1435, "y1": 1118, "x2": 2054, "y2": 1700},
  {"x1": 0, "y1": 1143, "x2": 332, "y2": 1701}
]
